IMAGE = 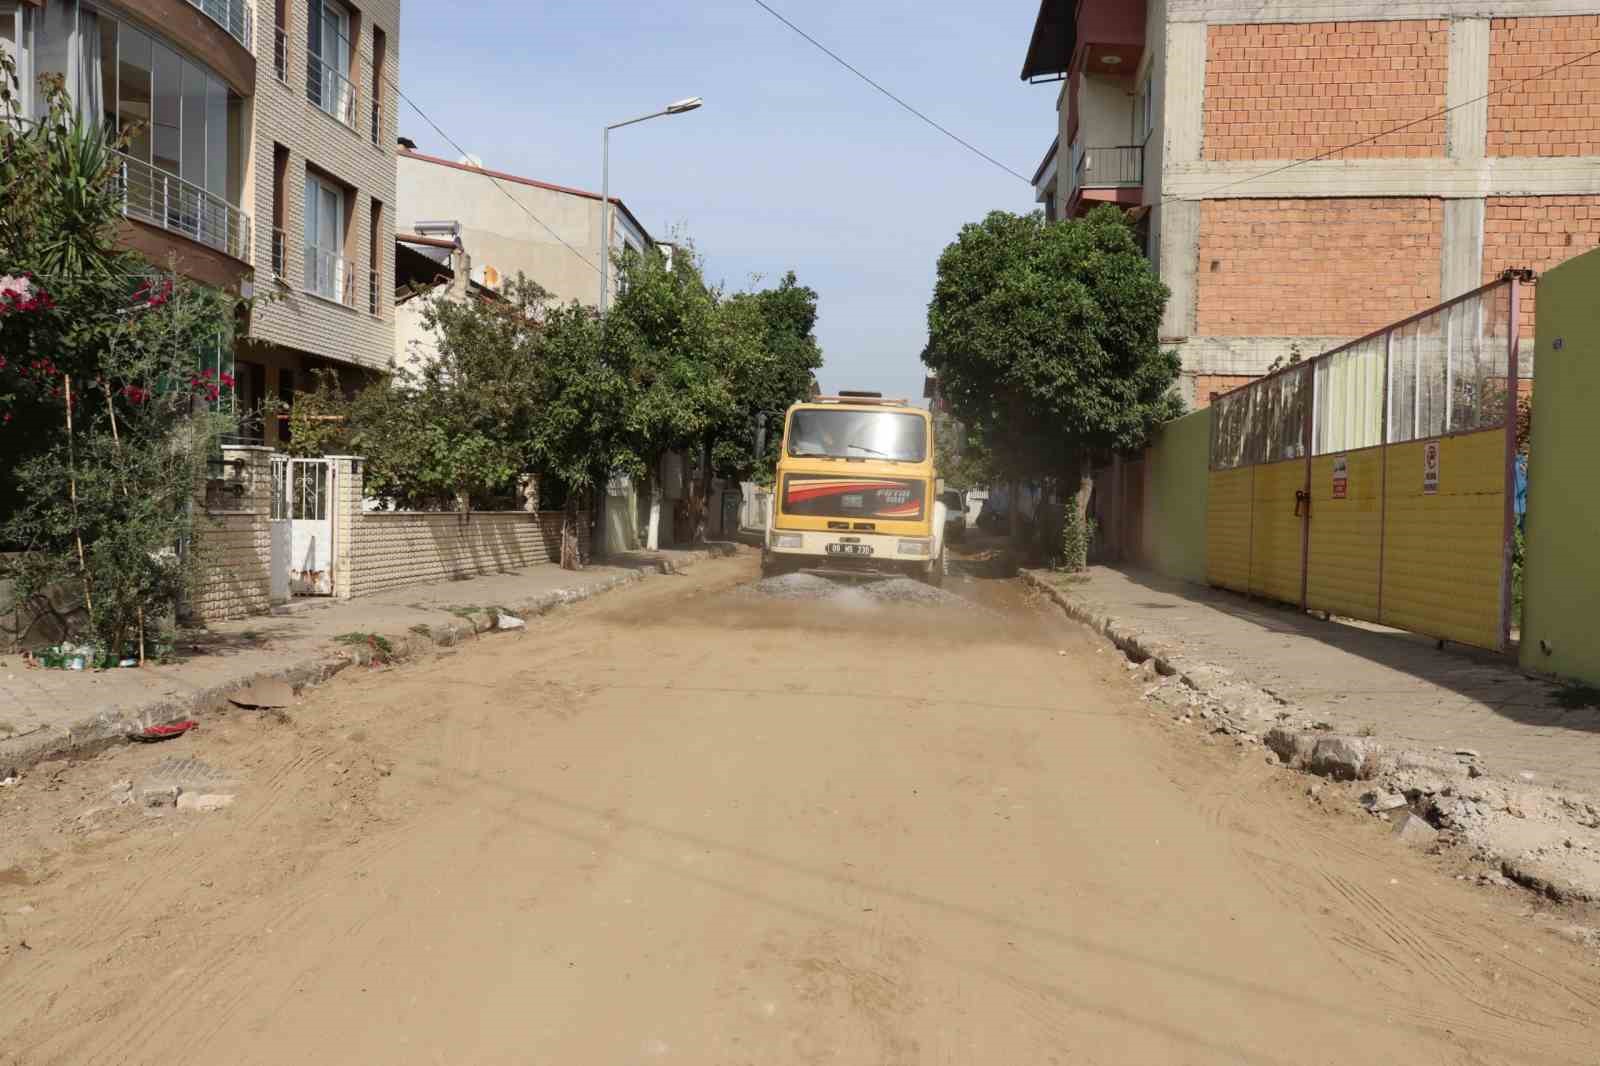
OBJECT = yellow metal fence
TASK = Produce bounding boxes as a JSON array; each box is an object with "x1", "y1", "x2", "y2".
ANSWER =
[{"x1": 1204, "y1": 278, "x2": 1523, "y2": 651}]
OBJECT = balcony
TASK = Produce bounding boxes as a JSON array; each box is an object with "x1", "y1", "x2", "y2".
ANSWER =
[
  {"x1": 186, "y1": 0, "x2": 252, "y2": 51},
  {"x1": 274, "y1": 26, "x2": 289, "y2": 84},
  {"x1": 304, "y1": 244, "x2": 357, "y2": 308},
  {"x1": 266, "y1": 227, "x2": 287, "y2": 282},
  {"x1": 306, "y1": 50, "x2": 359, "y2": 128},
  {"x1": 116, "y1": 151, "x2": 252, "y2": 263},
  {"x1": 1075, "y1": 144, "x2": 1142, "y2": 189}
]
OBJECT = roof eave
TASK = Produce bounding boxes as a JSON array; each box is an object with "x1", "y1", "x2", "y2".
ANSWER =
[{"x1": 1019, "y1": 0, "x2": 1075, "y2": 82}]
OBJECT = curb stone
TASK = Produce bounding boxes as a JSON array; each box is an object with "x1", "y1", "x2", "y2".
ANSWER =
[
  {"x1": 0, "y1": 546, "x2": 737, "y2": 773},
  {"x1": 1022, "y1": 568, "x2": 1600, "y2": 913}
]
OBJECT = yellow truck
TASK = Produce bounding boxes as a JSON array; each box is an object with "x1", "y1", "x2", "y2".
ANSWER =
[{"x1": 762, "y1": 392, "x2": 947, "y2": 585}]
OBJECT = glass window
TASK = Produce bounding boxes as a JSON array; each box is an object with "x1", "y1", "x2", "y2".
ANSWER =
[
  {"x1": 96, "y1": 13, "x2": 115, "y2": 130},
  {"x1": 304, "y1": 172, "x2": 345, "y2": 299},
  {"x1": 116, "y1": 24, "x2": 151, "y2": 162},
  {"x1": 180, "y1": 59, "x2": 205, "y2": 186},
  {"x1": 205, "y1": 74, "x2": 226, "y2": 198},
  {"x1": 1, "y1": 5, "x2": 18, "y2": 88},
  {"x1": 786, "y1": 409, "x2": 928, "y2": 463},
  {"x1": 151, "y1": 41, "x2": 180, "y2": 177},
  {"x1": 32, "y1": 0, "x2": 72, "y2": 120}
]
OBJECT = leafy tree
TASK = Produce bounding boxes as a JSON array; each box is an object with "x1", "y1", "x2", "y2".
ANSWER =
[
  {"x1": 922, "y1": 206, "x2": 1181, "y2": 568},
  {"x1": 710, "y1": 271, "x2": 824, "y2": 485},
  {"x1": 352, "y1": 279, "x2": 542, "y2": 511},
  {"x1": 2, "y1": 60, "x2": 241, "y2": 654},
  {"x1": 606, "y1": 246, "x2": 732, "y2": 550}
]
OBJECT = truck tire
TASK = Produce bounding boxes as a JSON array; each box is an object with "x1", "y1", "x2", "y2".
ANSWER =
[{"x1": 922, "y1": 546, "x2": 945, "y2": 588}]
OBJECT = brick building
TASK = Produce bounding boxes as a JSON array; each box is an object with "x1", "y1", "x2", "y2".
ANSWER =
[{"x1": 1021, "y1": 1, "x2": 1600, "y2": 407}]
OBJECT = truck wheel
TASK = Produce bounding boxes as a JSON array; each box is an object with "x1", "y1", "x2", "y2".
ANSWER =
[
  {"x1": 923, "y1": 547, "x2": 945, "y2": 588},
  {"x1": 761, "y1": 552, "x2": 788, "y2": 579}
]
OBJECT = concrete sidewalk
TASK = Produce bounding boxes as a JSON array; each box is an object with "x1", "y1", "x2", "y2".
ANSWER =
[
  {"x1": 0, "y1": 545, "x2": 739, "y2": 772},
  {"x1": 1027, "y1": 566, "x2": 1600, "y2": 796}
]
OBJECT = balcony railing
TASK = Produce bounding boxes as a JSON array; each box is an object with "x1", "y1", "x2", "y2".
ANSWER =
[
  {"x1": 116, "y1": 151, "x2": 252, "y2": 262},
  {"x1": 187, "y1": 0, "x2": 252, "y2": 51},
  {"x1": 370, "y1": 98, "x2": 381, "y2": 146},
  {"x1": 1074, "y1": 144, "x2": 1144, "y2": 190},
  {"x1": 367, "y1": 268, "x2": 380, "y2": 316},
  {"x1": 267, "y1": 227, "x2": 286, "y2": 281},
  {"x1": 304, "y1": 244, "x2": 356, "y2": 307},
  {"x1": 274, "y1": 27, "x2": 289, "y2": 84},
  {"x1": 306, "y1": 51, "x2": 358, "y2": 128}
]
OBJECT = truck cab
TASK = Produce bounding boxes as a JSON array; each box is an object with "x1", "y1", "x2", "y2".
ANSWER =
[{"x1": 763, "y1": 392, "x2": 946, "y2": 584}]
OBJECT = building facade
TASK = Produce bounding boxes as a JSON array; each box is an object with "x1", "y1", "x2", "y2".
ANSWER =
[
  {"x1": 1023, "y1": 0, "x2": 1600, "y2": 407},
  {"x1": 395, "y1": 147, "x2": 652, "y2": 312},
  {"x1": 0, "y1": 0, "x2": 400, "y2": 444}
]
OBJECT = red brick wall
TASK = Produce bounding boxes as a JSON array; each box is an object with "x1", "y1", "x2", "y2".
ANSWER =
[
  {"x1": 1203, "y1": 21, "x2": 1447, "y2": 162},
  {"x1": 1488, "y1": 17, "x2": 1600, "y2": 157},
  {"x1": 1193, "y1": 374, "x2": 1259, "y2": 409},
  {"x1": 1196, "y1": 198, "x2": 1443, "y2": 336},
  {"x1": 1482, "y1": 195, "x2": 1600, "y2": 332}
]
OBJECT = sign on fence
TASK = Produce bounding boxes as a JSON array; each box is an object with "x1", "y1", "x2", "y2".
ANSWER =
[
  {"x1": 1423, "y1": 440, "x2": 1441, "y2": 495},
  {"x1": 1331, "y1": 455, "x2": 1348, "y2": 500}
]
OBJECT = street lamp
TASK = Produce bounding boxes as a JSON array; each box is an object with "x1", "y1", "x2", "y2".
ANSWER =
[{"x1": 599, "y1": 97, "x2": 704, "y2": 313}]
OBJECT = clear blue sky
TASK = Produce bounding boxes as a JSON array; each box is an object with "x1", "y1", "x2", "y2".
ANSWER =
[{"x1": 398, "y1": 0, "x2": 1049, "y2": 402}]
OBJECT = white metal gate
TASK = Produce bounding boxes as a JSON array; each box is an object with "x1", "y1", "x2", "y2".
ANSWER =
[{"x1": 271, "y1": 457, "x2": 335, "y2": 596}]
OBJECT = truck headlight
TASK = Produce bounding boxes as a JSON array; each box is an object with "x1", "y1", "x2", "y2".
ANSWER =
[
  {"x1": 774, "y1": 533, "x2": 803, "y2": 549},
  {"x1": 897, "y1": 539, "x2": 930, "y2": 556}
]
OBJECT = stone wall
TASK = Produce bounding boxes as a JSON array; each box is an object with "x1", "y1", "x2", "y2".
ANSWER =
[
  {"x1": 189, "y1": 445, "x2": 275, "y2": 622},
  {"x1": 348, "y1": 510, "x2": 590, "y2": 599}
]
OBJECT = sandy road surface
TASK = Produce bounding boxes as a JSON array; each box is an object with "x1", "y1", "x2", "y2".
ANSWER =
[{"x1": 2, "y1": 552, "x2": 1598, "y2": 1064}]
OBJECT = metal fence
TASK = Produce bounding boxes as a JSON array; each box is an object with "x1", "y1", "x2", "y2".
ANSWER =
[
  {"x1": 1210, "y1": 279, "x2": 1516, "y2": 469},
  {"x1": 116, "y1": 151, "x2": 251, "y2": 262},
  {"x1": 306, "y1": 51, "x2": 358, "y2": 127},
  {"x1": 1075, "y1": 144, "x2": 1144, "y2": 189},
  {"x1": 187, "y1": 0, "x2": 251, "y2": 50}
]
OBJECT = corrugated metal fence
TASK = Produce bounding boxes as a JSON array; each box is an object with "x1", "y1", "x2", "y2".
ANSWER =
[{"x1": 1204, "y1": 276, "x2": 1524, "y2": 650}]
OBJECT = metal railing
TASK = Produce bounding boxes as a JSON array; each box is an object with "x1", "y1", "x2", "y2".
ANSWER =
[
  {"x1": 187, "y1": 0, "x2": 252, "y2": 51},
  {"x1": 266, "y1": 227, "x2": 286, "y2": 282},
  {"x1": 367, "y1": 269, "x2": 380, "y2": 315},
  {"x1": 116, "y1": 151, "x2": 252, "y2": 262},
  {"x1": 370, "y1": 98, "x2": 381, "y2": 146},
  {"x1": 303, "y1": 244, "x2": 356, "y2": 307},
  {"x1": 274, "y1": 27, "x2": 289, "y2": 84},
  {"x1": 306, "y1": 50, "x2": 358, "y2": 128},
  {"x1": 1075, "y1": 144, "x2": 1144, "y2": 189}
]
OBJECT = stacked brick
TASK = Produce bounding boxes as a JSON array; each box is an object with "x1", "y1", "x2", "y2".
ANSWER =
[
  {"x1": 1488, "y1": 16, "x2": 1600, "y2": 158},
  {"x1": 1203, "y1": 20, "x2": 1447, "y2": 162},
  {"x1": 191, "y1": 446, "x2": 273, "y2": 621},
  {"x1": 1195, "y1": 198, "x2": 1443, "y2": 337},
  {"x1": 1482, "y1": 195, "x2": 1600, "y2": 333}
]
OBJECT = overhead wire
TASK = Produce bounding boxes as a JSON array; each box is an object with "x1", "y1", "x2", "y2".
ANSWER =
[
  {"x1": 746, "y1": 0, "x2": 1034, "y2": 184},
  {"x1": 383, "y1": 75, "x2": 602, "y2": 274}
]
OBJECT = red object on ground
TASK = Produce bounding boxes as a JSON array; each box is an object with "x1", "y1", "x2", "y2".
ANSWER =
[{"x1": 129, "y1": 720, "x2": 197, "y2": 742}]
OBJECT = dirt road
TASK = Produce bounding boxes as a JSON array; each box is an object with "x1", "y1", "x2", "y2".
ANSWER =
[{"x1": 3, "y1": 552, "x2": 1598, "y2": 1064}]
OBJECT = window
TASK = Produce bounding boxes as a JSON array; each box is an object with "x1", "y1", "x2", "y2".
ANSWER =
[
  {"x1": 305, "y1": 0, "x2": 353, "y2": 124},
  {"x1": 270, "y1": 143, "x2": 288, "y2": 279},
  {"x1": 367, "y1": 197, "x2": 382, "y2": 315},
  {"x1": 369, "y1": 25, "x2": 384, "y2": 145},
  {"x1": 786, "y1": 409, "x2": 929, "y2": 463},
  {"x1": 0, "y1": 2, "x2": 29, "y2": 116},
  {"x1": 1137, "y1": 68, "x2": 1154, "y2": 145},
  {"x1": 117, "y1": 24, "x2": 153, "y2": 163},
  {"x1": 303, "y1": 171, "x2": 347, "y2": 302}
]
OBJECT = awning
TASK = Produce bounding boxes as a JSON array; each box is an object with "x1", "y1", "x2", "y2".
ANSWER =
[{"x1": 1019, "y1": 0, "x2": 1074, "y2": 82}]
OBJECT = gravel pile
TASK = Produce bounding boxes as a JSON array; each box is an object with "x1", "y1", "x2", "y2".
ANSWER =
[{"x1": 746, "y1": 572, "x2": 971, "y2": 608}]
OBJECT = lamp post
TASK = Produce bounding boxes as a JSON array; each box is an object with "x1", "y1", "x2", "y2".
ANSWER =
[{"x1": 599, "y1": 97, "x2": 703, "y2": 314}]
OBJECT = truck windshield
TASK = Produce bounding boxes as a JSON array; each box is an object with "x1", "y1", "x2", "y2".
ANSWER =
[{"x1": 787, "y1": 409, "x2": 927, "y2": 462}]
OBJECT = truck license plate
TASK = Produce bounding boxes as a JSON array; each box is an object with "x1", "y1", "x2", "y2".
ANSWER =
[{"x1": 826, "y1": 543, "x2": 873, "y2": 557}]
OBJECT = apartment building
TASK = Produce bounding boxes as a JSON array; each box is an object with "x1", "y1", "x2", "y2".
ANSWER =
[
  {"x1": 395, "y1": 146, "x2": 652, "y2": 311},
  {"x1": 0, "y1": 0, "x2": 398, "y2": 442},
  {"x1": 1022, "y1": 0, "x2": 1600, "y2": 407}
]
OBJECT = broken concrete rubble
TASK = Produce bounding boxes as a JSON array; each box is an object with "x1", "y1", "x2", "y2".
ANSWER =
[
  {"x1": 1307, "y1": 735, "x2": 1382, "y2": 781},
  {"x1": 1392, "y1": 811, "x2": 1439, "y2": 847}
]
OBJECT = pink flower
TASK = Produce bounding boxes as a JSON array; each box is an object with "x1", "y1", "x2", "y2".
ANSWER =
[{"x1": 219, "y1": 372, "x2": 236, "y2": 389}]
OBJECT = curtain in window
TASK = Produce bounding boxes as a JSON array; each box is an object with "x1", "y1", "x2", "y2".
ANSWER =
[{"x1": 77, "y1": 7, "x2": 101, "y2": 128}]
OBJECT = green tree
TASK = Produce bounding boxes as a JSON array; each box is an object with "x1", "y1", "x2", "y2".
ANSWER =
[
  {"x1": 922, "y1": 206, "x2": 1181, "y2": 568},
  {"x1": 2, "y1": 59, "x2": 241, "y2": 654},
  {"x1": 606, "y1": 245, "x2": 733, "y2": 550},
  {"x1": 351, "y1": 279, "x2": 543, "y2": 511},
  {"x1": 710, "y1": 271, "x2": 824, "y2": 485}
]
